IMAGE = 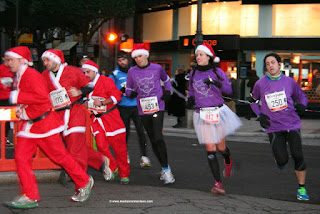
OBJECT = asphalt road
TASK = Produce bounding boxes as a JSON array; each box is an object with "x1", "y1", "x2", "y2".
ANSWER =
[
  {"x1": 124, "y1": 133, "x2": 320, "y2": 204},
  {"x1": 1, "y1": 132, "x2": 319, "y2": 214}
]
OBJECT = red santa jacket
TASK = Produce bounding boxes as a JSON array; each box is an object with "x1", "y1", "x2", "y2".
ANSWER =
[
  {"x1": 42, "y1": 64, "x2": 91, "y2": 136},
  {"x1": 10, "y1": 66, "x2": 64, "y2": 138},
  {"x1": 0, "y1": 63, "x2": 14, "y2": 100},
  {"x1": 88, "y1": 74, "x2": 126, "y2": 137}
]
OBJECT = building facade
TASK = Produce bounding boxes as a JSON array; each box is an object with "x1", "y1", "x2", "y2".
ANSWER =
[{"x1": 133, "y1": 0, "x2": 320, "y2": 110}]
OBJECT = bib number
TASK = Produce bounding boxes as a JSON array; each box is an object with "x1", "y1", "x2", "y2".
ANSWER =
[
  {"x1": 200, "y1": 107, "x2": 220, "y2": 124},
  {"x1": 140, "y1": 96, "x2": 159, "y2": 114},
  {"x1": 265, "y1": 90, "x2": 287, "y2": 112},
  {"x1": 88, "y1": 96, "x2": 106, "y2": 113},
  {"x1": 50, "y1": 88, "x2": 71, "y2": 110}
]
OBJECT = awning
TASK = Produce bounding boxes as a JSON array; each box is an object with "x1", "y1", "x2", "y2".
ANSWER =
[{"x1": 55, "y1": 41, "x2": 78, "y2": 51}]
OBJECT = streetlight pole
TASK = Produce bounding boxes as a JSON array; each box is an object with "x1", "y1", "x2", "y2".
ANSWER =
[
  {"x1": 15, "y1": 0, "x2": 19, "y2": 46},
  {"x1": 194, "y1": 0, "x2": 203, "y2": 47}
]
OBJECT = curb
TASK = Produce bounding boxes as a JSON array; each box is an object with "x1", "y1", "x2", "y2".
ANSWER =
[{"x1": 0, "y1": 170, "x2": 60, "y2": 185}]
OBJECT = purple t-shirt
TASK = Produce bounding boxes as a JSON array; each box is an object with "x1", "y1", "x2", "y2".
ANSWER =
[
  {"x1": 188, "y1": 67, "x2": 232, "y2": 113},
  {"x1": 125, "y1": 63, "x2": 171, "y2": 115},
  {"x1": 250, "y1": 75, "x2": 308, "y2": 133}
]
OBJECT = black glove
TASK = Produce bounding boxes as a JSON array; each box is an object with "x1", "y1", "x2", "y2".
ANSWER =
[
  {"x1": 186, "y1": 97, "x2": 195, "y2": 109},
  {"x1": 161, "y1": 90, "x2": 171, "y2": 101},
  {"x1": 203, "y1": 78, "x2": 222, "y2": 89},
  {"x1": 259, "y1": 113, "x2": 270, "y2": 129},
  {"x1": 129, "y1": 91, "x2": 138, "y2": 99},
  {"x1": 295, "y1": 103, "x2": 306, "y2": 115},
  {"x1": 120, "y1": 87, "x2": 126, "y2": 93}
]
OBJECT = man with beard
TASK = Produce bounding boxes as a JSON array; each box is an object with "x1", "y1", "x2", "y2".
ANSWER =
[{"x1": 110, "y1": 51, "x2": 151, "y2": 167}]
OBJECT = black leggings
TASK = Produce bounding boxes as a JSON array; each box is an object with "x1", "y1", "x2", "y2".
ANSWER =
[
  {"x1": 118, "y1": 105, "x2": 147, "y2": 156},
  {"x1": 268, "y1": 130, "x2": 306, "y2": 171},
  {"x1": 140, "y1": 111, "x2": 168, "y2": 168}
]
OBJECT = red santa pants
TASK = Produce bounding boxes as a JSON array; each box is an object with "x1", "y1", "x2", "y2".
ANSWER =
[
  {"x1": 94, "y1": 126, "x2": 129, "y2": 178},
  {"x1": 15, "y1": 134, "x2": 89, "y2": 201}
]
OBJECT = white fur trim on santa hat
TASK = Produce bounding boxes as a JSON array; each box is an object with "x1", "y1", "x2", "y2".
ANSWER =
[
  {"x1": 5, "y1": 51, "x2": 33, "y2": 66},
  {"x1": 131, "y1": 49, "x2": 149, "y2": 58},
  {"x1": 82, "y1": 64, "x2": 98, "y2": 73},
  {"x1": 41, "y1": 51, "x2": 61, "y2": 64},
  {"x1": 195, "y1": 45, "x2": 213, "y2": 57}
]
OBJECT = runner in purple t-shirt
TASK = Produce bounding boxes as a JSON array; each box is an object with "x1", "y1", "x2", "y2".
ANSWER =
[
  {"x1": 187, "y1": 43, "x2": 242, "y2": 195},
  {"x1": 126, "y1": 43, "x2": 175, "y2": 185},
  {"x1": 250, "y1": 53, "x2": 309, "y2": 201}
]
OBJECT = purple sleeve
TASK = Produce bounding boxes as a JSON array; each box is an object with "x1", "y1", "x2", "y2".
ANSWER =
[
  {"x1": 188, "y1": 71, "x2": 194, "y2": 98},
  {"x1": 160, "y1": 67, "x2": 171, "y2": 91},
  {"x1": 292, "y1": 80, "x2": 308, "y2": 106},
  {"x1": 250, "y1": 82, "x2": 261, "y2": 116},
  {"x1": 125, "y1": 71, "x2": 133, "y2": 96}
]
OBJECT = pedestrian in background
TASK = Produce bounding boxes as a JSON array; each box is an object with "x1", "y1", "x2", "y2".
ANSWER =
[
  {"x1": 126, "y1": 43, "x2": 175, "y2": 184},
  {"x1": 250, "y1": 53, "x2": 309, "y2": 201},
  {"x1": 223, "y1": 71, "x2": 238, "y2": 113},
  {"x1": 186, "y1": 43, "x2": 242, "y2": 194},
  {"x1": 4, "y1": 46, "x2": 93, "y2": 209},
  {"x1": 168, "y1": 68, "x2": 186, "y2": 128}
]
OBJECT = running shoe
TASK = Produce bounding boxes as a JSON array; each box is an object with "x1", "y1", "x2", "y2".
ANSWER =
[
  {"x1": 70, "y1": 175, "x2": 94, "y2": 202},
  {"x1": 297, "y1": 187, "x2": 309, "y2": 201},
  {"x1": 223, "y1": 158, "x2": 232, "y2": 178},
  {"x1": 101, "y1": 156, "x2": 112, "y2": 181},
  {"x1": 140, "y1": 156, "x2": 151, "y2": 167},
  {"x1": 211, "y1": 181, "x2": 226, "y2": 194},
  {"x1": 109, "y1": 168, "x2": 119, "y2": 181},
  {"x1": 160, "y1": 169, "x2": 175, "y2": 184},
  {"x1": 4, "y1": 194, "x2": 38, "y2": 209},
  {"x1": 120, "y1": 177, "x2": 130, "y2": 185}
]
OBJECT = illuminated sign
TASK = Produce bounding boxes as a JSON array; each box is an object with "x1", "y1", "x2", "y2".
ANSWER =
[{"x1": 179, "y1": 35, "x2": 240, "y2": 51}]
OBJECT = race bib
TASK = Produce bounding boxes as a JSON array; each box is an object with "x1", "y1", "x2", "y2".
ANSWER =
[
  {"x1": 140, "y1": 96, "x2": 159, "y2": 114},
  {"x1": 50, "y1": 87, "x2": 71, "y2": 110},
  {"x1": 265, "y1": 90, "x2": 288, "y2": 112},
  {"x1": 1, "y1": 77, "x2": 13, "y2": 87},
  {"x1": 200, "y1": 107, "x2": 220, "y2": 124},
  {"x1": 88, "y1": 96, "x2": 106, "y2": 113}
]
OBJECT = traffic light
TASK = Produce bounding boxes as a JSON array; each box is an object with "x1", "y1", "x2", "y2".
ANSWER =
[
  {"x1": 107, "y1": 33, "x2": 118, "y2": 42},
  {"x1": 106, "y1": 33, "x2": 129, "y2": 43}
]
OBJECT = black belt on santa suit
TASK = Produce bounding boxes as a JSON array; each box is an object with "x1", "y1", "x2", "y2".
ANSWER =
[
  {"x1": 28, "y1": 111, "x2": 51, "y2": 124},
  {"x1": 91, "y1": 106, "x2": 117, "y2": 118}
]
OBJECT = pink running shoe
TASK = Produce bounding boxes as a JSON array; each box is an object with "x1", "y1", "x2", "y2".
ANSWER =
[
  {"x1": 223, "y1": 158, "x2": 232, "y2": 178},
  {"x1": 211, "y1": 181, "x2": 226, "y2": 194}
]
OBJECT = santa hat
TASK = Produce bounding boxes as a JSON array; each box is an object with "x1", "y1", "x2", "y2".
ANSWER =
[
  {"x1": 41, "y1": 49, "x2": 65, "y2": 64},
  {"x1": 5, "y1": 46, "x2": 33, "y2": 66},
  {"x1": 131, "y1": 43, "x2": 149, "y2": 58},
  {"x1": 82, "y1": 60, "x2": 99, "y2": 73},
  {"x1": 195, "y1": 43, "x2": 220, "y2": 63}
]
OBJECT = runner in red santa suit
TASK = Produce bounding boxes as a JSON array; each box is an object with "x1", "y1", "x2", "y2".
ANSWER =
[
  {"x1": 3, "y1": 46, "x2": 94, "y2": 209},
  {"x1": 82, "y1": 60, "x2": 130, "y2": 184},
  {"x1": 41, "y1": 49, "x2": 109, "y2": 179}
]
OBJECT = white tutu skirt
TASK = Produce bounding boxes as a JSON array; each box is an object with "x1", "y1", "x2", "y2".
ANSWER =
[{"x1": 193, "y1": 104, "x2": 242, "y2": 144}]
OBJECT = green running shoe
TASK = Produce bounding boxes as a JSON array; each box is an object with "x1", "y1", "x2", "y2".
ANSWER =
[
  {"x1": 4, "y1": 194, "x2": 38, "y2": 209},
  {"x1": 297, "y1": 187, "x2": 309, "y2": 201}
]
